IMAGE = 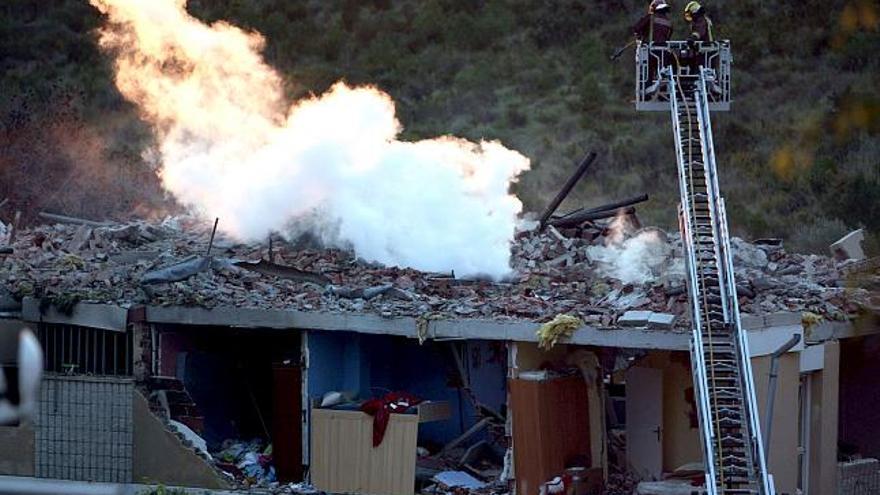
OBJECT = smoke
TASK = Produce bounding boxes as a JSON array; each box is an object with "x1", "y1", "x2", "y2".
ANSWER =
[
  {"x1": 587, "y1": 226, "x2": 681, "y2": 285},
  {"x1": 89, "y1": 0, "x2": 529, "y2": 278}
]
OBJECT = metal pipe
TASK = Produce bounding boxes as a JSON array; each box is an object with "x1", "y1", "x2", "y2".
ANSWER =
[
  {"x1": 557, "y1": 193, "x2": 649, "y2": 220},
  {"x1": 206, "y1": 217, "x2": 219, "y2": 256},
  {"x1": 763, "y1": 333, "x2": 801, "y2": 456},
  {"x1": 538, "y1": 151, "x2": 597, "y2": 230},
  {"x1": 549, "y1": 206, "x2": 636, "y2": 228},
  {"x1": 37, "y1": 211, "x2": 110, "y2": 227}
]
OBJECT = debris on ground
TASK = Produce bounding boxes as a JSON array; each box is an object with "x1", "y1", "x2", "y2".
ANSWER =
[
  {"x1": 212, "y1": 438, "x2": 276, "y2": 488},
  {"x1": 0, "y1": 215, "x2": 872, "y2": 330}
]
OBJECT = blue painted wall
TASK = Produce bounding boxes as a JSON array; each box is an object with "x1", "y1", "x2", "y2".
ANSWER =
[
  {"x1": 306, "y1": 331, "x2": 372, "y2": 401},
  {"x1": 306, "y1": 331, "x2": 507, "y2": 447}
]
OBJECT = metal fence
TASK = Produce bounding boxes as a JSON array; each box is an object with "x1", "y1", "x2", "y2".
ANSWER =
[
  {"x1": 35, "y1": 375, "x2": 133, "y2": 483},
  {"x1": 36, "y1": 323, "x2": 132, "y2": 377}
]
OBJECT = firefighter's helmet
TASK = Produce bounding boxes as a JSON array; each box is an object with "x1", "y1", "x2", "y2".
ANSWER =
[
  {"x1": 650, "y1": 1, "x2": 670, "y2": 13},
  {"x1": 684, "y1": 1, "x2": 702, "y2": 21}
]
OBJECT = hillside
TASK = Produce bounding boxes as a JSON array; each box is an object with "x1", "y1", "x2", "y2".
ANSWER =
[{"x1": 1, "y1": 0, "x2": 878, "y2": 254}]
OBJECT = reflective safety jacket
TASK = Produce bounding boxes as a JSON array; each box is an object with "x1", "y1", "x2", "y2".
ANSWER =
[
  {"x1": 632, "y1": 13, "x2": 673, "y2": 43},
  {"x1": 689, "y1": 14, "x2": 714, "y2": 42}
]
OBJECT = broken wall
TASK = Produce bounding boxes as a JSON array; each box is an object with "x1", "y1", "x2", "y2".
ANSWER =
[
  {"x1": 307, "y1": 331, "x2": 506, "y2": 447},
  {"x1": 132, "y1": 391, "x2": 229, "y2": 488}
]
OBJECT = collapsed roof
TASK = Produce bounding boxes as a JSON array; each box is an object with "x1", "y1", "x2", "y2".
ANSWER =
[{"x1": 0, "y1": 215, "x2": 873, "y2": 330}]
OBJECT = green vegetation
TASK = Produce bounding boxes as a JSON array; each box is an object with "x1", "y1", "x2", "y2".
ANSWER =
[{"x1": 1, "y1": 0, "x2": 878, "y2": 253}]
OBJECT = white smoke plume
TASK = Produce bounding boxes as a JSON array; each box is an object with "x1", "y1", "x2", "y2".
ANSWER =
[
  {"x1": 587, "y1": 226, "x2": 683, "y2": 285},
  {"x1": 90, "y1": 0, "x2": 529, "y2": 278}
]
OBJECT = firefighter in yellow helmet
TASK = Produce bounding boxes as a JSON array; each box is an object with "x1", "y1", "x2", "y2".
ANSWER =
[
  {"x1": 684, "y1": 1, "x2": 714, "y2": 43},
  {"x1": 683, "y1": 2, "x2": 722, "y2": 93}
]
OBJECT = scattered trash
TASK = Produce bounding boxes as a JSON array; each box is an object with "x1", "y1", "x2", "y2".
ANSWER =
[
  {"x1": 536, "y1": 314, "x2": 584, "y2": 349},
  {"x1": 433, "y1": 470, "x2": 487, "y2": 490},
  {"x1": 213, "y1": 438, "x2": 276, "y2": 487},
  {"x1": 279, "y1": 481, "x2": 322, "y2": 494}
]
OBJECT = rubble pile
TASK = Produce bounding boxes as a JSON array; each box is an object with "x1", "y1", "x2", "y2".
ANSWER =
[
  {"x1": 212, "y1": 438, "x2": 277, "y2": 487},
  {"x1": 0, "y1": 215, "x2": 873, "y2": 329}
]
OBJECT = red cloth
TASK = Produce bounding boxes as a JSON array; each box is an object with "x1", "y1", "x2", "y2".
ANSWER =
[{"x1": 360, "y1": 392, "x2": 422, "y2": 447}]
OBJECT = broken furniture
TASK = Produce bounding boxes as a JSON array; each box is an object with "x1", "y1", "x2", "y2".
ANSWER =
[
  {"x1": 310, "y1": 401, "x2": 450, "y2": 495},
  {"x1": 509, "y1": 374, "x2": 593, "y2": 495}
]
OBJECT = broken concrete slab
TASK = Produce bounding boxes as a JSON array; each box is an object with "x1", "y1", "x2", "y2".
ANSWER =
[
  {"x1": 618, "y1": 310, "x2": 652, "y2": 327},
  {"x1": 732, "y1": 237, "x2": 769, "y2": 269},
  {"x1": 234, "y1": 259, "x2": 330, "y2": 286},
  {"x1": 830, "y1": 229, "x2": 866, "y2": 261},
  {"x1": 66, "y1": 225, "x2": 92, "y2": 253},
  {"x1": 647, "y1": 312, "x2": 676, "y2": 329},
  {"x1": 110, "y1": 250, "x2": 162, "y2": 264}
]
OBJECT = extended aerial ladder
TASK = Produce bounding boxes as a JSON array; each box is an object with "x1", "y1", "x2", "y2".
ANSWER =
[{"x1": 635, "y1": 41, "x2": 774, "y2": 495}]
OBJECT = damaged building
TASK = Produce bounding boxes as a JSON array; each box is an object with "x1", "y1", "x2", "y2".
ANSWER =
[{"x1": 0, "y1": 214, "x2": 878, "y2": 495}]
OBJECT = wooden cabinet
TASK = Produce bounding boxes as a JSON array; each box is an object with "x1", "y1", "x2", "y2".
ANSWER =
[{"x1": 510, "y1": 375, "x2": 591, "y2": 495}]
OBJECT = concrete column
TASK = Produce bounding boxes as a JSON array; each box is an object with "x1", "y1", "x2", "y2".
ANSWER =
[
  {"x1": 808, "y1": 341, "x2": 840, "y2": 495},
  {"x1": 131, "y1": 322, "x2": 153, "y2": 381},
  {"x1": 127, "y1": 307, "x2": 151, "y2": 381},
  {"x1": 751, "y1": 353, "x2": 800, "y2": 494}
]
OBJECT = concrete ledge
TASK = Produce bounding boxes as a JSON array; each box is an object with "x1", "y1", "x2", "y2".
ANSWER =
[
  {"x1": 143, "y1": 304, "x2": 806, "y2": 355},
  {"x1": 12, "y1": 298, "x2": 815, "y2": 354},
  {"x1": 746, "y1": 324, "x2": 804, "y2": 356},
  {"x1": 21, "y1": 298, "x2": 128, "y2": 332},
  {"x1": 807, "y1": 318, "x2": 877, "y2": 342}
]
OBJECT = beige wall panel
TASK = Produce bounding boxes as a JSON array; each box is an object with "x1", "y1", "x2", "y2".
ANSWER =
[
  {"x1": 311, "y1": 409, "x2": 418, "y2": 495},
  {"x1": 751, "y1": 353, "x2": 800, "y2": 494}
]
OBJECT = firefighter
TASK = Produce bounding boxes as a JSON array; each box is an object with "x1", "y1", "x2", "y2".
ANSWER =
[
  {"x1": 682, "y1": 1, "x2": 722, "y2": 93},
  {"x1": 632, "y1": 0, "x2": 673, "y2": 44},
  {"x1": 684, "y1": 1, "x2": 714, "y2": 43},
  {"x1": 634, "y1": 1, "x2": 673, "y2": 96}
]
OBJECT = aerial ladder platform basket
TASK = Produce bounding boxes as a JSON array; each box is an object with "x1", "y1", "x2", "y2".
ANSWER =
[{"x1": 635, "y1": 40, "x2": 774, "y2": 495}]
